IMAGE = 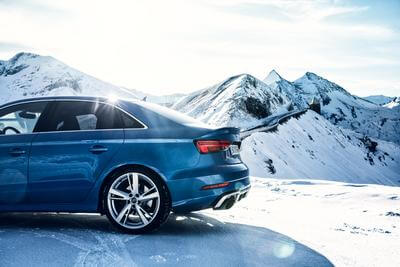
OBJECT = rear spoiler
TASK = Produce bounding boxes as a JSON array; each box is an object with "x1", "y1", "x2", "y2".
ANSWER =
[{"x1": 196, "y1": 127, "x2": 241, "y2": 141}]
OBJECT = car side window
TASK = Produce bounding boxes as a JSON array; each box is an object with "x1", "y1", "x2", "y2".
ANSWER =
[
  {"x1": 41, "y1": 101, "x2": 123, "y2": 132},
  {"x1": 120, "y1": 111, "x2": 145, "y2": 129},
  {"x1": 0, "y1": 102, "x2": 48, "y2": 135}
]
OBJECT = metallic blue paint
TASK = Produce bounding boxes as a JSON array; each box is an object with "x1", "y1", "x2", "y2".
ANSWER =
[{"x1": 0, "y1": 96, "x2": 250, "y2": 213}]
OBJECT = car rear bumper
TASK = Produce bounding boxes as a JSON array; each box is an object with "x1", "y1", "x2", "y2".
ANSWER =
[{"x1": 168, "y1": 163, "x2": 250, "y2": 213}]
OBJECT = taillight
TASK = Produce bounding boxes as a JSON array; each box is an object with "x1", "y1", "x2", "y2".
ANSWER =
[
  {"x1": 195, "y1": 140, "x2": 231, "y2": 154},
  {"x1": 202, "y1": 182, "x2": 230, "y2": 190}
]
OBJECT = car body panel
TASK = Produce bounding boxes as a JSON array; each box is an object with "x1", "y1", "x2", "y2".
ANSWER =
[
  {"x1": 0, "y1": 134, "x2": 33, "y2": 205},
  {"x1": 28, "y1": 130, "x2": 124, "y2": 204}
]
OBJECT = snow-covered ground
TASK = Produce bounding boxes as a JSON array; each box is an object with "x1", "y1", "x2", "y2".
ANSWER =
[
  {"x1": 209, "y1": 177, "x2": 400, "y2": 267},
  {"x1": 1, "y1": 177, "x2": 399, "y2": 267}
]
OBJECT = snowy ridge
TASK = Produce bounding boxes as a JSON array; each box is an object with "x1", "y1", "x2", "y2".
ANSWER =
[
  {"x1": 263, "y1": 69, "x2": 283, "y2": 84},
  {"x1": 241, "y1": 111, "x2": 400, "y2": 185}
]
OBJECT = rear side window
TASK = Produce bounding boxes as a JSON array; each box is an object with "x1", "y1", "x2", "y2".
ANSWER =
[
  {"x1": 0, "y1": 102, "x2": 48, "y2": 135},
  {"x1": 39, "y1": 101, "x2": 122, "y2": 132},
  {"x1": 37, "y1": 101, "x2": 145, "y2": 132},
  {"x1": 120, "y1": 111, "x2": 145, "y2": 129}
]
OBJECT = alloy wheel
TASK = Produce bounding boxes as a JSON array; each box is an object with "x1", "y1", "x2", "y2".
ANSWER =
[{"x1": 107, "y1": 172, "x2": 161, "y2": 229}]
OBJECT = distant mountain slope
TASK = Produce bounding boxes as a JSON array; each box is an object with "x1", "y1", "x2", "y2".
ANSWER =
[
  {"x1": 363, "y1": 95, "x2": 394, "y2": 105},
  {"x1": 241, "y1": 111, "x2": 400, "y2": 185},
  {"x1": 0, "y1": 52, "x2": 140, "y2": 104}
]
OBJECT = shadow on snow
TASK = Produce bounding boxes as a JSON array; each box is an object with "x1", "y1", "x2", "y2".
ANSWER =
[{"x1": 0, "y1": 212, "x2": 333, "y2": 267}]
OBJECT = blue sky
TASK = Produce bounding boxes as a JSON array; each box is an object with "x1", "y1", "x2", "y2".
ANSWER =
[{"x1": 0, "y1": 0, "x2": 399, "y2": 96}]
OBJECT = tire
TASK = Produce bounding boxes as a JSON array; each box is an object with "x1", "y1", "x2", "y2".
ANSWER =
[{"x1": 103, "y1": 167, "x2": 171, "y2": 234}]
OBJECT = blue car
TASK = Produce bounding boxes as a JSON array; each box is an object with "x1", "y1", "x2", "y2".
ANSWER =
[{"x1": 0, "y1": 96, "x2": 250, "y2": 233}]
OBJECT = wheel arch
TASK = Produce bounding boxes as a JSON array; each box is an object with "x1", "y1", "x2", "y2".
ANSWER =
[{"x1": 97, "y1": 163, "x2": 171, "y2": 213}]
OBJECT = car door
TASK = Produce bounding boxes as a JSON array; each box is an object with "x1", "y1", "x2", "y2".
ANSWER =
[
  {"x1": 28, "y1": 100, "x2": 124, "y2": 204},
  {"x1": 0, "y1": 101, "x2": 49, "y2": 207}
]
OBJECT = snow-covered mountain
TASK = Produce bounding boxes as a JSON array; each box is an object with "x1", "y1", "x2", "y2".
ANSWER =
[
  {"x1": 0, "y1": 52, "x2": 179, "y2": 106},
  {"x1": 175, "y1": 69, "x2": 400, "y2": 144},
  {"x1": 172, "y1": 74, "x2": 293, "y2": 129},
  {"x1": 263, "y1": 71, "x2": 400, "y2": 144},
  {"x1": 0, "y1": 52, "x2": 141, "y2": 103},
  {"x1": 171, "y1": 70, "x2": 400, "y2": 184},
  {"x1": 241, "y1": 111, "x2": 400, "y2": 185},
  {"x1": 363, "y1": 95, "x2": 394, "y2": 105},
  {"x1": 290, "y1": 73, "x2": 400, "y2": 144}
]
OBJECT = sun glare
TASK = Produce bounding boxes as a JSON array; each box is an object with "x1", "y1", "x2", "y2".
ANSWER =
[{"x1": 107, "y1": 94, "x2": 118, "y2": 103}]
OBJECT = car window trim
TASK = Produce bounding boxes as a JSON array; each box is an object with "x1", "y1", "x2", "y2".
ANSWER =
[{"x1": 0, "y1": 98, "x2": 148, "y2": 135}]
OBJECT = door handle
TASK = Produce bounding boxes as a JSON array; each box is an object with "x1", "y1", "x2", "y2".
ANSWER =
[
  {"x1": 9, "y1": 148, "x2": 26, "y2": 156},
  {"x1": 89, "y1": 145, "x2": 108, "y2": 154}
]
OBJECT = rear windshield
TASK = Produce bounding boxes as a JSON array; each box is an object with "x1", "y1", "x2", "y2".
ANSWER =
[{"x1": 134, "y1": 101, "x2": 211, "y2": 128}]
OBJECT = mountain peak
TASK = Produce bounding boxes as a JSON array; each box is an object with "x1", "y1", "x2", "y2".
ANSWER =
[
  {"x1": 303, "y1": 72, "x2": 322, "y2": 80},
  {"x1": 8, "y1": 52, "x2": 40, "y2": 64},
  {"x1": 263, "y1": 69, "x2": 283, "y2": 84},
  {"x1": 216, "y1": 73, "x2": 257, "y2": 90}
]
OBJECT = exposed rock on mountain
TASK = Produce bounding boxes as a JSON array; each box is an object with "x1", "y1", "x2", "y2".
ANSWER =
[{"x1": 172, "y1": 74, "x2": 292, "y2": 128}]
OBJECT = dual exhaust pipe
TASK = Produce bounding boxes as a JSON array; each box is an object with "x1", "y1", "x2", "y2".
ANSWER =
[{"x1": 213, "y1": 185, "x2": 250, "y2": 210}]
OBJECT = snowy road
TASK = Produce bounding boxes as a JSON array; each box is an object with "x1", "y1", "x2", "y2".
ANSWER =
[{"x1": 0, "y1": 212, "x2": 332, "y2": 266}]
